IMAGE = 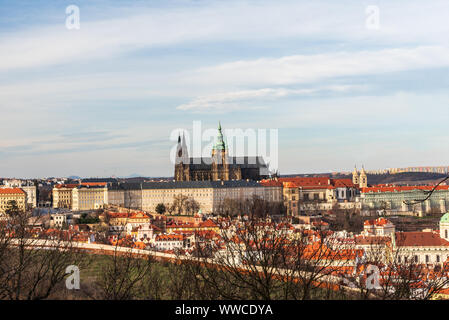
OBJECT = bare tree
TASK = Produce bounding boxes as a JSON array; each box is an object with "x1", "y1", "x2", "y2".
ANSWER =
[
  {"x1": 0, "y1": 200, "x2": 89, "y2": 300},
  {"x1": 184, "y1": 216, "x2": 352, "y2": 300},
  {"x1": 339, "y1": 235, "x2": 449, "y2": 300},
  {"x1": 92, "y1": 250, "x2": 154, "y2": 300}
]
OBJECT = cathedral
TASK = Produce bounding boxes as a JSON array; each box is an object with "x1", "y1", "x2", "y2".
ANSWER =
[{"x1": 174, "y1": 123, "x2": 270, "y2": 181}]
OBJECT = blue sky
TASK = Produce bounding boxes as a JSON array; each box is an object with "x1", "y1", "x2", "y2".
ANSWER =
[{"x1": 1, "y1": 0, "x2": 449, "y2": 178}]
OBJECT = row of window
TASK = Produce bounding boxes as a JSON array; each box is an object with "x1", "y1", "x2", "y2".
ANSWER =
[{"x1": 398, "y1": 254, "x2": 444, "y2": 264}]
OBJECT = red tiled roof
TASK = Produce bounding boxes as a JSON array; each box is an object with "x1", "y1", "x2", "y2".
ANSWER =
[
  {"x1": 279, "y1": 177, "x2": 356, "y2": 190},
  {"x1": 106, "y1": 211, "x2": 150, "y2": 219},
  {"x1": 0, "y1": 188, "x2": 25, "y2": 195},
  {"x1": 166, "y1": 221, "x2": 196, "y2": 228},
  {"x1": 332, "y1": 179, "x2": 356, "y2": 188},
  {"x1": 364, "y1": 217, "x2": 392, "y2": 226},
  {"x1": 260, "y1": 179, "x2": 283, "y2": 187},
  {"x1": 81, "y1": 182, "x2": 107, "y2": 186},
  {"x1": 199, "y1": 219, "x2": 218, "y2": 228},
  {"x1": 279, "y1": 177, "x2": 331, "y2": 187},
  {"x1": 395, "y1": 232, "x2": 449, "y2": 247},
  {"x1": 54, "y1": 184, "x2": 78, "y2": 189},
  {"x1": 354, "y1": 235, "x2": 390, "y2": 245},
  {"x1": 155, "y1": 234, "x2": 184, "y2": 241}
]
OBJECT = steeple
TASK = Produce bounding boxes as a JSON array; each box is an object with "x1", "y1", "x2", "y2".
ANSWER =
[
  {"x1": 360, "y1": 165, "x2": 367, "y2": 175},
  {"x1": 181, "y1": 132, "x2": 189, "y2": 162},
  {"x1": 211, "y1": 122, "x2": 229, "y2": 179},
  {"x1": 359, "y1": 165, "x2": 368, "y2": 188},
  {"x1": 213, "y1": 121, "x2": 226, "y2": 151},
  {"x1": 352, "y1": 165, "x2": 360, "y2": 186},
  {"x1": 175, "y1": 132, "x2": 182, "y2": 164}
]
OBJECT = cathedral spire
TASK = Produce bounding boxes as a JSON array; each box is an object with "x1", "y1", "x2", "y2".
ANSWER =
[
  {"x1": 175, "y1": 132, "x2": 182, "y2": 164},
  {"x1": 214, "y1": 121, "x2": 226, "y2": 151},
  {"x1": 181, "y1": 132, "x2": 189, "y2": 161}
]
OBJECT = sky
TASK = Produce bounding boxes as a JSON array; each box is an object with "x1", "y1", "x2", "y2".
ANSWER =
[{"x1": 1, "y1": 0, "x2": 449, "y2": 178}]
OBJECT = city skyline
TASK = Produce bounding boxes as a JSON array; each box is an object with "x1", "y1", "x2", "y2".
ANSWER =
[{"x1": 2, "y1": 0, "x2": 449, "y2": 178}]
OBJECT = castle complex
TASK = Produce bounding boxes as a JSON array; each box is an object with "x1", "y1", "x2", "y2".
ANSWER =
[{"x1": 174, "y1": 123, "x2": 269, "y2": 181}]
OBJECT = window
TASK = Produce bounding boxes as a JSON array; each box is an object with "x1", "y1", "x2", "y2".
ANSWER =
[
  {"x1": 437, "y1": 255, "x2": 441, "y2": 263},
  {"x1": 414, "y1": 255, "x2": 418, "y2": 263},
  {"x1": 425, "y1": 255, "x2": 429, "y2": 263}
]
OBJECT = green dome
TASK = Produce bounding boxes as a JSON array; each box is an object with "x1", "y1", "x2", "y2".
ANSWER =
[{"x1": 440, "y1": 212, "x2": 449, "y2": 223}]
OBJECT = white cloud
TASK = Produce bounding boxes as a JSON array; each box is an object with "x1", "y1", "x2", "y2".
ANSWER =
[
  {"x1": 177, "y1": 85, "x2": 359, "y2": 111},
  {"x1": 189, "y1": 46, "x2": 449, "y2": 87},
  {"x1": 2, "y1": 0, "x2": 449, "y2": 71}
]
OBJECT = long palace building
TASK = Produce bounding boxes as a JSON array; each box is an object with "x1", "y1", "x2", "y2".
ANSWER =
[{"x1": 53, "y1": 180, "x2": 282, "y2": 214}]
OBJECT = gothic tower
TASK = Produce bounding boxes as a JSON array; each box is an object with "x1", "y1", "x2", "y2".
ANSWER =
[
  {"x1": 211, "y1": 122, "x2": 229, "y2": 180},
  {"x1": 174, "y1": 132, "x2": 190, "y2": 181}
]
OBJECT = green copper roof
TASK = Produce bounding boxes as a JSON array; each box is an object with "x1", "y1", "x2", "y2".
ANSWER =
[
  {"x1": 213, "y1": 122, "x2": 226, "y2": 150},
  {"x1": 441, "y1": 212, "x2": 449, "y2": 223}
]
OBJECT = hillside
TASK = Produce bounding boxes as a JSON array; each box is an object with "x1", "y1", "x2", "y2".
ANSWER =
[
  {"x1": 333, "y1": 172, "x2": 448, "y2": 186},
  {"x1": 282, "y1": 172, "x2": 448, "y2": 186}
]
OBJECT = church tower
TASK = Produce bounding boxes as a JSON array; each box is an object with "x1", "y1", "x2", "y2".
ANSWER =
[
  {"x1": 174, "y1": 132, "x2": 190, "y2": 181},
  {"x1": 352, "y1": 166, "x2": 359, "y2": 186},
  {"x1": 359, "y1": 166, "x2": 368, "y2": 188},
  {"x1": 211, "y1": 122, "x2": 229, "y2": 180}
]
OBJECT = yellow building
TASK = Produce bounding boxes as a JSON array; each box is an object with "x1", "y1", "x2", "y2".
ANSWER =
[
  {"x1": 138, "y1": 180, "x2": 282, "y2": 214},
  {"x1": 103, "y1": 211, "x2": 151, "y2": 226},
  {"x1": 52, "y1": 184, "x2": 78, "y2": 208},
  {"x1": 72, "y1": 184, "x2": 108, "y2": 211},
  {"x1": 0, "y1": 188, "x2": 26, "y2": 213},
  {"x1": 52, "y1": 182, "x2": 108, "y2": 211}
]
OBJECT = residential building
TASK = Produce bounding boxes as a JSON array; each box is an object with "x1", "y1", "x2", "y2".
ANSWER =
[
  {"x1": 52, "y1": 184, "x2": 78, "y2": 209},
  {"x1": 50, "y1": 213, "x2": 67, "y2": 228},
  {"x1": 1, "y1": 180, "x2": 37, "y2": 208},
  {"x1": 53, "y1": 182, "x2": 108, "y2": 210},
  {"x1": 279, "y1": 177, "x2": 359, "y2": 216},
  {"x1": 153, "y1": 233, "x2": 192, "y2": 251},
  {"x1": 72, "y1": 184, "x2": 108, "y2": 211},
  {"x1": 0, "y1": 188, "x2": 26, "y2": 213},
  {"x1": 362, "y1": 217, "x2": 395, "y2": 236}
]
